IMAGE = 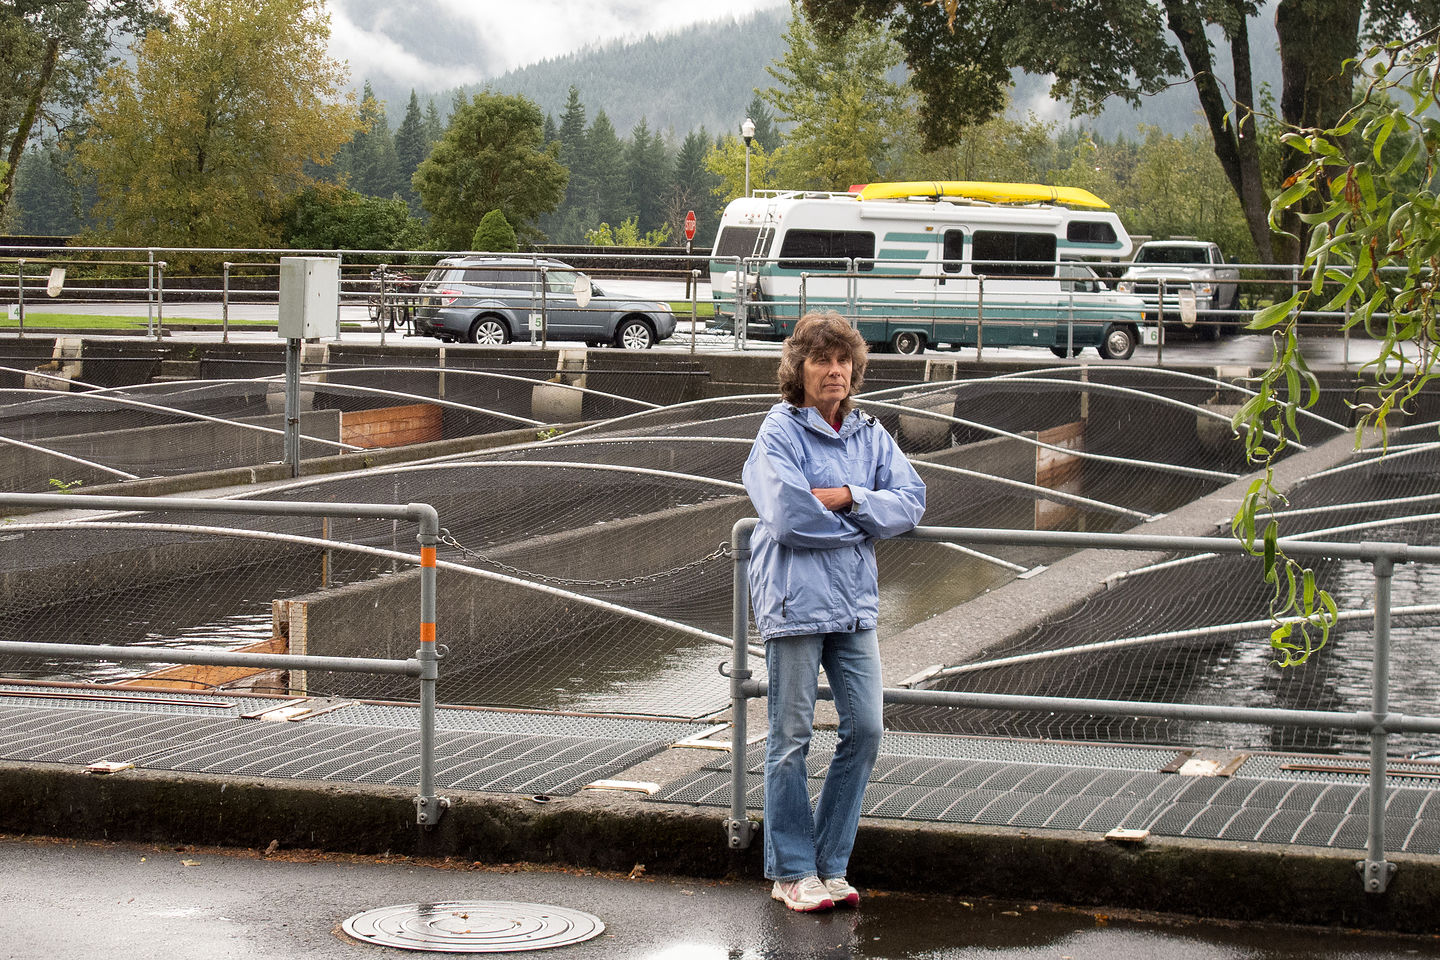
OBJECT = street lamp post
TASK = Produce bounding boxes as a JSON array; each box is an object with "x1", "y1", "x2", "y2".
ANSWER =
[{"x1": 742, "y1": 117, "x2": 755, "y2": 198}]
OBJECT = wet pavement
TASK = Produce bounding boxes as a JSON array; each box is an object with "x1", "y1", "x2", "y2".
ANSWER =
[{"x1": 3, "y1": 834, "x2": 1438, "y2": 960}]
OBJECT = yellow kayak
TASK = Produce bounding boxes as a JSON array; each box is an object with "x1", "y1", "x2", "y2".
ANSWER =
[{"x1": 854, "y1": 181, "x2": 1110, "y2": 209}]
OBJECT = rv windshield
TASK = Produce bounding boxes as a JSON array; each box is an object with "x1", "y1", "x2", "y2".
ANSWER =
[{"x1": 714, "y1": 227, "x2": 763, "y2": 260}]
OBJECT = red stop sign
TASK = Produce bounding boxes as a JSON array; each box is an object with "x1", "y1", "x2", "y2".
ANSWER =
[{"x1": 684, "y1": 210, "x2": 697, "y2": 242}]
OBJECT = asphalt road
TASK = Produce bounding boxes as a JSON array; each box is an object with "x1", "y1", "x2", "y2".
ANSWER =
[
  {"x1": 12, "y1": 292, "x2": 1396, "y2": 370},
  {"x1": 3, "y1": 835, "x2": 1438, "y2": 960}
]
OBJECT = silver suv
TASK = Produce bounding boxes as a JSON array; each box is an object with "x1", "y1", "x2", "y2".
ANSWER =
[{"x1": 414, "y1": 256, "x2": 677, "y2": 348}]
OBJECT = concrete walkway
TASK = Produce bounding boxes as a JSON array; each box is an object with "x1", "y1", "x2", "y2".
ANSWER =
[{"x1": 5, "y1": 833, "x2": 1439, "y2": 960}]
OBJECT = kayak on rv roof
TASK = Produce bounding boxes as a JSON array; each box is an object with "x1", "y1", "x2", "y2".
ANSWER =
[{"x1": 851, "y1": 181, "x2": 1110, "y2": 209}]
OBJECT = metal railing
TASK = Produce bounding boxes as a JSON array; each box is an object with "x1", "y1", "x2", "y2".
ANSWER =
[
  {"x1": 0, "y1": 244, "x2": 717, "y2": 348},
  {"x1": 723, "y1": 519, "x2": 1440, "y2": 893},
  {"x1": 0, "y1": 492, "x2": 450, "y2": 827}
]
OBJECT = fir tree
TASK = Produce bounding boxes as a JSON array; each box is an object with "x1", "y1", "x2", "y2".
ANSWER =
[
  {"x1": 744, "y1": 92, "x2": 781, "y2": 152},
  {"x1": 624, "y1": 117, "x2": 671, "y2": 236},
  {"x1": 586, "y1": 109, "x2": 627, "y2": 231},
  {"x1": 393, "y1": 90, "x2": 428, "y2": 208}
]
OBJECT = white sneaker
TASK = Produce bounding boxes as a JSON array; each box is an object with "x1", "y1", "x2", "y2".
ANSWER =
[
  {"x1": 822, "y1": 877, "x2": 860, "y2": 906},
  {"x1": 771, "y1": 876, "x2": 835, "y2": 912}
]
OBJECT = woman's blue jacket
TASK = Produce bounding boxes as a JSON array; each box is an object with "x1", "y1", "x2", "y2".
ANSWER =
[{"x1": 742, "y1": 401, "x2": 927, "y2": 640}]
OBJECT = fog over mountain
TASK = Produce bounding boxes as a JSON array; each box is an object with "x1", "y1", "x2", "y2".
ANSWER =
[{"x1": 330, "y1": 0, "x2": 1281, "y2": 144}]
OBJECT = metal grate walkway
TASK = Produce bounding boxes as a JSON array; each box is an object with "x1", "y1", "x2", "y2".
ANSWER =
[
  {"x1": 651, "y1": 731, "x2": 1440, "y2": 854},
  {"x1": 0, "y1": 684, "x2": 709, "y2": 796}
]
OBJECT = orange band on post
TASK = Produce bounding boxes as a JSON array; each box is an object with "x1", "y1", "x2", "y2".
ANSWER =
[
  {"x1": 420, "y1": 622, "x2": 436, "y2": 645},
  {"x1": 421, "y1": 546, "x2": 436, "y2": 567}
]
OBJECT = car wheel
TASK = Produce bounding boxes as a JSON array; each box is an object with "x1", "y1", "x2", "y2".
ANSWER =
[
  {"x1": 891, "y1": 331, "x2": 925, "y2": 355},
  {"x1": 1098, "y1": 324, "x2": 1137, "y2": 360},
  {"x1": 469, "y1": 316, "x2": 509, "y2": 345},
  {"x1": 615, "y1": 318, "x2": 655, "y2": 349},
  {"x1": 1049, "y1": 345, "x2": 1083, "y2": 358}
]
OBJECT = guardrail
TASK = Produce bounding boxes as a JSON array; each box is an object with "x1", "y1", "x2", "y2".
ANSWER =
[
  {"x1": 723, "y1": 519, "x2": 1440, "y2": 893},
  {"x1": 0, "y1": 492, "x2": 450, "y2": 827}
]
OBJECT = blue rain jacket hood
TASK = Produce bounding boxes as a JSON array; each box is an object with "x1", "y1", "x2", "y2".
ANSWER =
[{"x1": 742, "y1": 401, "x2": 927, "y2": 640}]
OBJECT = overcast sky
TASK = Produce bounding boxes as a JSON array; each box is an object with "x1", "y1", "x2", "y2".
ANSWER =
[{"x1": 328, "y1": 0, "x2": 786, "y2": 93}]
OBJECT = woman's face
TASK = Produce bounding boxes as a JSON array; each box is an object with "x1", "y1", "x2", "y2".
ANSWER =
[{"x1": 801, "y1": 348, "x2": 853, "y2": 410}]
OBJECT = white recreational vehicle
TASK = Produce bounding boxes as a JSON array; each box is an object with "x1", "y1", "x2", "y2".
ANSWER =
[{"x1": 709, "y1": 181, "x2": 1153, "y2": 359}]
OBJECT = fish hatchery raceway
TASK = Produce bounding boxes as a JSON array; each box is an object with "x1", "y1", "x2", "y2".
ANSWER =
[{"x1": 4, "y1": 335, "x2": 1440, "y2": 935}]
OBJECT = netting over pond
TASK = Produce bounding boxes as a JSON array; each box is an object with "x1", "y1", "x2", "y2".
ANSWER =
[
  {"x1": 0, "y1": 366, "x2": 1314, "y2": 722},
  {"x1": 0, "y1": 356, "x2": 709, "y2": 492},
  {"x1": 893, "y1": 412, "x2": 1440, "y2": 758}
]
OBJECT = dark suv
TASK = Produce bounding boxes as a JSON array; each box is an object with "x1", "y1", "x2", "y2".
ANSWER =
[{"x1": 414, "y1": 256, "x2": 677, "y2": 348}]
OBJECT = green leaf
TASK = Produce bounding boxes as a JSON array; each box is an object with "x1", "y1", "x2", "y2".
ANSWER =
[{"x1": 1249, "y1": 294, "x2": 1301, "y2": 330}]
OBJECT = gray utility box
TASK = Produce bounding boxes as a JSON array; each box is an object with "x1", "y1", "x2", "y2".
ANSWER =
[{"x1": 278, "y1": 257, "x2": 340, "y2": 339}]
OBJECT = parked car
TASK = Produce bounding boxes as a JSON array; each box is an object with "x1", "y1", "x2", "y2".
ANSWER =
[
  {"x1": 414, "y1": 256, "x2": 677, "y2": 348},
  {"x1": 1115, "y1": 240, "x2": 1240, "y2": 339}
]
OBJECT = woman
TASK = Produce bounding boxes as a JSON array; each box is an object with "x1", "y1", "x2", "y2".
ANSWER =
[{"x1": 741, "y1": 312, "x2": 927, "y2": 912}]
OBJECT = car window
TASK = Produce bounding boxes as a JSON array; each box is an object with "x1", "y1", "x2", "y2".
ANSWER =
[{"x1": 546, "y1": 270, "x2": 581, "y2": 293}]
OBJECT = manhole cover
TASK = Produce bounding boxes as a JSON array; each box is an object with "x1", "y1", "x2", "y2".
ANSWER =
[{"x1": 342, "y1": 901, "x2": 605, "y2": 953}]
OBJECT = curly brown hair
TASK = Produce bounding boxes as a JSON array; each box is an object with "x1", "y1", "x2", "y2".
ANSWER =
[{"x1": 776, "y1": 312, "x2": 869, "y2": 416}]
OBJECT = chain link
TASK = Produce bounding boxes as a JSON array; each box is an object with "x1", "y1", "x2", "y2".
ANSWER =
[{"x1": 438, "y1": 530, "x2": 732, "y2": 589}]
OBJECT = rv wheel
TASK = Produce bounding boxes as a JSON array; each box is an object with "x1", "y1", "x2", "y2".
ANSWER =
[
  {"x1": 1098, "y1": 324, "x2": 1137, "y2": 360},
  {"x1": 891, "y1": 331, "x2": 925, "y2": 355}
]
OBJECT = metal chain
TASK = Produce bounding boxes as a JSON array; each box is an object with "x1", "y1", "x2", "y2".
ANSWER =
[{"x1": 438, "y1": 530, "x2": 731, "y2": 590}]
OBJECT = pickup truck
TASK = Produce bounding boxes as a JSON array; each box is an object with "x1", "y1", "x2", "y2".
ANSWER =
[{"x1": 1115, "y1": 240, "x2": 1240, "y2": 339}]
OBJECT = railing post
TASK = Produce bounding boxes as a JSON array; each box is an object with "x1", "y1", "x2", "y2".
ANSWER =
[
  {"x1": 690, "y1": 269, "x2": 700, "y2": 356},
  {"x1": 1359, "y1": 550, "x2": 1398, "y2": 893},
  {"x1": 377, "y1": 263, "x2": 389, "y2": 348},
  {"x1": 735, "y1": 258, "x2": 747, "y2": 351},
  {"x1": 414, "y1": 504, "x2": 449, "y2": 827},
  {"x1": 976, "y1": 276, "x2": 985, "y2": 361},
  {"x1": 539, "y1": 264, "x2": 549, "y2": 349},
  {"x1": 222, "y1": 261, "x2": 231, "y2": 344},
  {"x1": 15, "y1": 259, "x2": 24, "y2": 337},
  {"x1": 155, "y1": 260, "x2": 167, "y2": 340},
  {"x1": 724, "y1": 519, "x2": 758, "y2": 850}
]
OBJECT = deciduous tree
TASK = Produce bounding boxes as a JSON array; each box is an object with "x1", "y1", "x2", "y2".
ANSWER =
[
  {"x1": 73, "y1": 0, "x2": 357, "y2": 248},
  {"x1": 803, "y1": 0, "x2": 1440, "y2": 263},
  {"x1": 412, "y1": 91, "x2": 566, "y2": 249},
  {"x1": 0, "y1": 0, "x2": 162, "y2": 224}
]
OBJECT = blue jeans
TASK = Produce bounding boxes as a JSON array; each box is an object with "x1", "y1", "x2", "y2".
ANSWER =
[{"x1": 763, "y1": 628, "x2": 884, "y2": 882}]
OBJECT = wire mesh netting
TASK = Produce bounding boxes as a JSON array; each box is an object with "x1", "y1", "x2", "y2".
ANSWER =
[
  {"x1": 0, "y1": 356, "x2": 714, "y2": 492},
  {"x1": 892, "y1": 409, "x2": 1440, "y2": 757},
  {"x1": 10, "y1": 363, "x2": 1422, "y2": 745}
]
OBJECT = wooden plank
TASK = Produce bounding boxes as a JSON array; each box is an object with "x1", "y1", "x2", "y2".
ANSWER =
[
  {"x1": 116, "y1": 634, "x2": 286, "y2": 691},
  {"x1": 1036, "y1": 420, "x2": 1085, "y2": 531},
  {"x1": 341, "y1": 403, "x2": 443, "y2": 448}
]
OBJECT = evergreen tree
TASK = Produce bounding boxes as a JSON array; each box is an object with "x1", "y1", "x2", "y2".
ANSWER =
[
  {"x1": 667, "y1": 127, "x2": 719, "y2": 245},
  {"x1": 586, "y1": 110, "x2": 627, "y2": 231},
  {"x1": 546, "y1": 85, "x2": 592, "y2": 241},
  {"x1": 624, "y1": 117, "x2": 671, "y2": 236},
  {"x1": 393, "y1": 90, "x2": 427, "y2": 208},
  {"x1": 471, "y1": 208, "x2": 518, "y2": 252},
  {"x1": 744, "y1": 92, "x2": 781, "y2": 152},
  {"x1": 422, "y1": 100, "x2": 445, "y2": 151},
  {"x1": 10, "y1": 143, "x2": 87, "y2": 236},
  {"x1": 542, "y1": 114, "x2": 558, "y2": 145},
  {"x1": 337, "y1": 81, "x2": 403, "y2": 198},
  {"x1": 763, "y1": 3, "x2": 908, "y2": 191}
]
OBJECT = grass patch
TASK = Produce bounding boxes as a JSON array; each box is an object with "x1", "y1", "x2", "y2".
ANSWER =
[
  {"x1": 666, "y1": 299, "x2": 715, "y2": 317},
  {"x1": 0, "y1": 313, "x2": 270, "y2": 329}
]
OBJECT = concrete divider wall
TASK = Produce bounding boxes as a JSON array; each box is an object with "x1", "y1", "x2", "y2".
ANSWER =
[{"x1": 0, "y1": 410, "x2": 341, "y2": 492}]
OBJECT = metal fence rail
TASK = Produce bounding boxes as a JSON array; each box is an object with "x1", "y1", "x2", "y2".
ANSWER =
[
  {"x1": 724, "y1": 519, "x2": 1440, "y2": 893},
  {"x1": 0, "y1": 492, "x2": 449, "y2": 826}
]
